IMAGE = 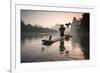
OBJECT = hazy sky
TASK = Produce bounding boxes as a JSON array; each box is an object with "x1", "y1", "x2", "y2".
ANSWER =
[{"x1": 21, "y1": 10, "x2": 82, "y2": 28}]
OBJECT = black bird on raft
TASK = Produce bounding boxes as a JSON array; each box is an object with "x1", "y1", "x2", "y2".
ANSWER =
[
  {"x1": 42, "y1": 35, "x2": 53, "y2": 46},
  {"x1": 42, "y1": 35, "x2": 61, "y2": 46},
  {"x1": 42, "y1": 40, "x2": 53, "y2": 46}
]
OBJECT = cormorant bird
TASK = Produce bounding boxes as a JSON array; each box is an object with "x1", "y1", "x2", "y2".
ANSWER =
[{"x1": 65, "y1": 23, "x2": 71, "y2": 29}]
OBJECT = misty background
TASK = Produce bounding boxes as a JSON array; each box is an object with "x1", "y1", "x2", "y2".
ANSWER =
[{"x1": 21, "y1": 10, "x2": 90, "y2": 62}]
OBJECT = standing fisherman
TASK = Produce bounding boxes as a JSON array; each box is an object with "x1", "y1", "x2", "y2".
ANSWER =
[{"x1": 59, "y1": 24, "x2": 66, "y2": 38}]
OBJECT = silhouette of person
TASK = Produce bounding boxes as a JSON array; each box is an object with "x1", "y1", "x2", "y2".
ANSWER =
[
  {"x1": 59, "y1": 25, "x2": 66, "y2": 37},
  {"x1": 59, "y1": 39, "x2": 65, "y2": 54}
]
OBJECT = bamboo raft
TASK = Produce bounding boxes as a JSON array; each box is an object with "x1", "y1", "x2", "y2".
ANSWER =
[{"x1": 42, "y1": 34, "x2": 72, "y2": 46}]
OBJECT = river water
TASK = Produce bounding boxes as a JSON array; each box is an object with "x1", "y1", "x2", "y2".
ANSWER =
[{"x1": 21, "y1": 33, "x2": 85, "y2": 63}]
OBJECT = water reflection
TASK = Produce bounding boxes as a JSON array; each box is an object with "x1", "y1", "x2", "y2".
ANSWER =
[
  {"x1": 21, "y1": 33, "x2": 85, "y2": 63},
  {"x1": 59, "y1": 39, "x2": 65, "y2": 54}
]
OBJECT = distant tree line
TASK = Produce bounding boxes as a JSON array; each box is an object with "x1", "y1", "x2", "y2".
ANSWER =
[
  {"x1": 77, "y1": 13, "x2": 90, "y2": 59},
  {"x1": 21, "y1": 20, "x2": 58, "y2": 33}
]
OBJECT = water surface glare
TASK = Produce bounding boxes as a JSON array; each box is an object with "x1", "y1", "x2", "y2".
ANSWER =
[{"x1": 21, "y1": 33, "x2": 85, "y2": 63}]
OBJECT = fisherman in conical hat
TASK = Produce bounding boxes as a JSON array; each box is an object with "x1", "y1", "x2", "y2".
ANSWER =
[{"x1": 59, "y1": 24, "x2": 66, "y2": 38}]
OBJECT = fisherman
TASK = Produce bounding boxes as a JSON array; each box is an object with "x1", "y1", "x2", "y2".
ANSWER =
[{"x1": 59, "y1": 24, "x2": 66, "y2": 38}]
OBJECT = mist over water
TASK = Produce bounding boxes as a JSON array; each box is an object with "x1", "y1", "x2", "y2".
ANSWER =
[{"x1": 21, "y1": 32, "x2": 85, "y2": 63}]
